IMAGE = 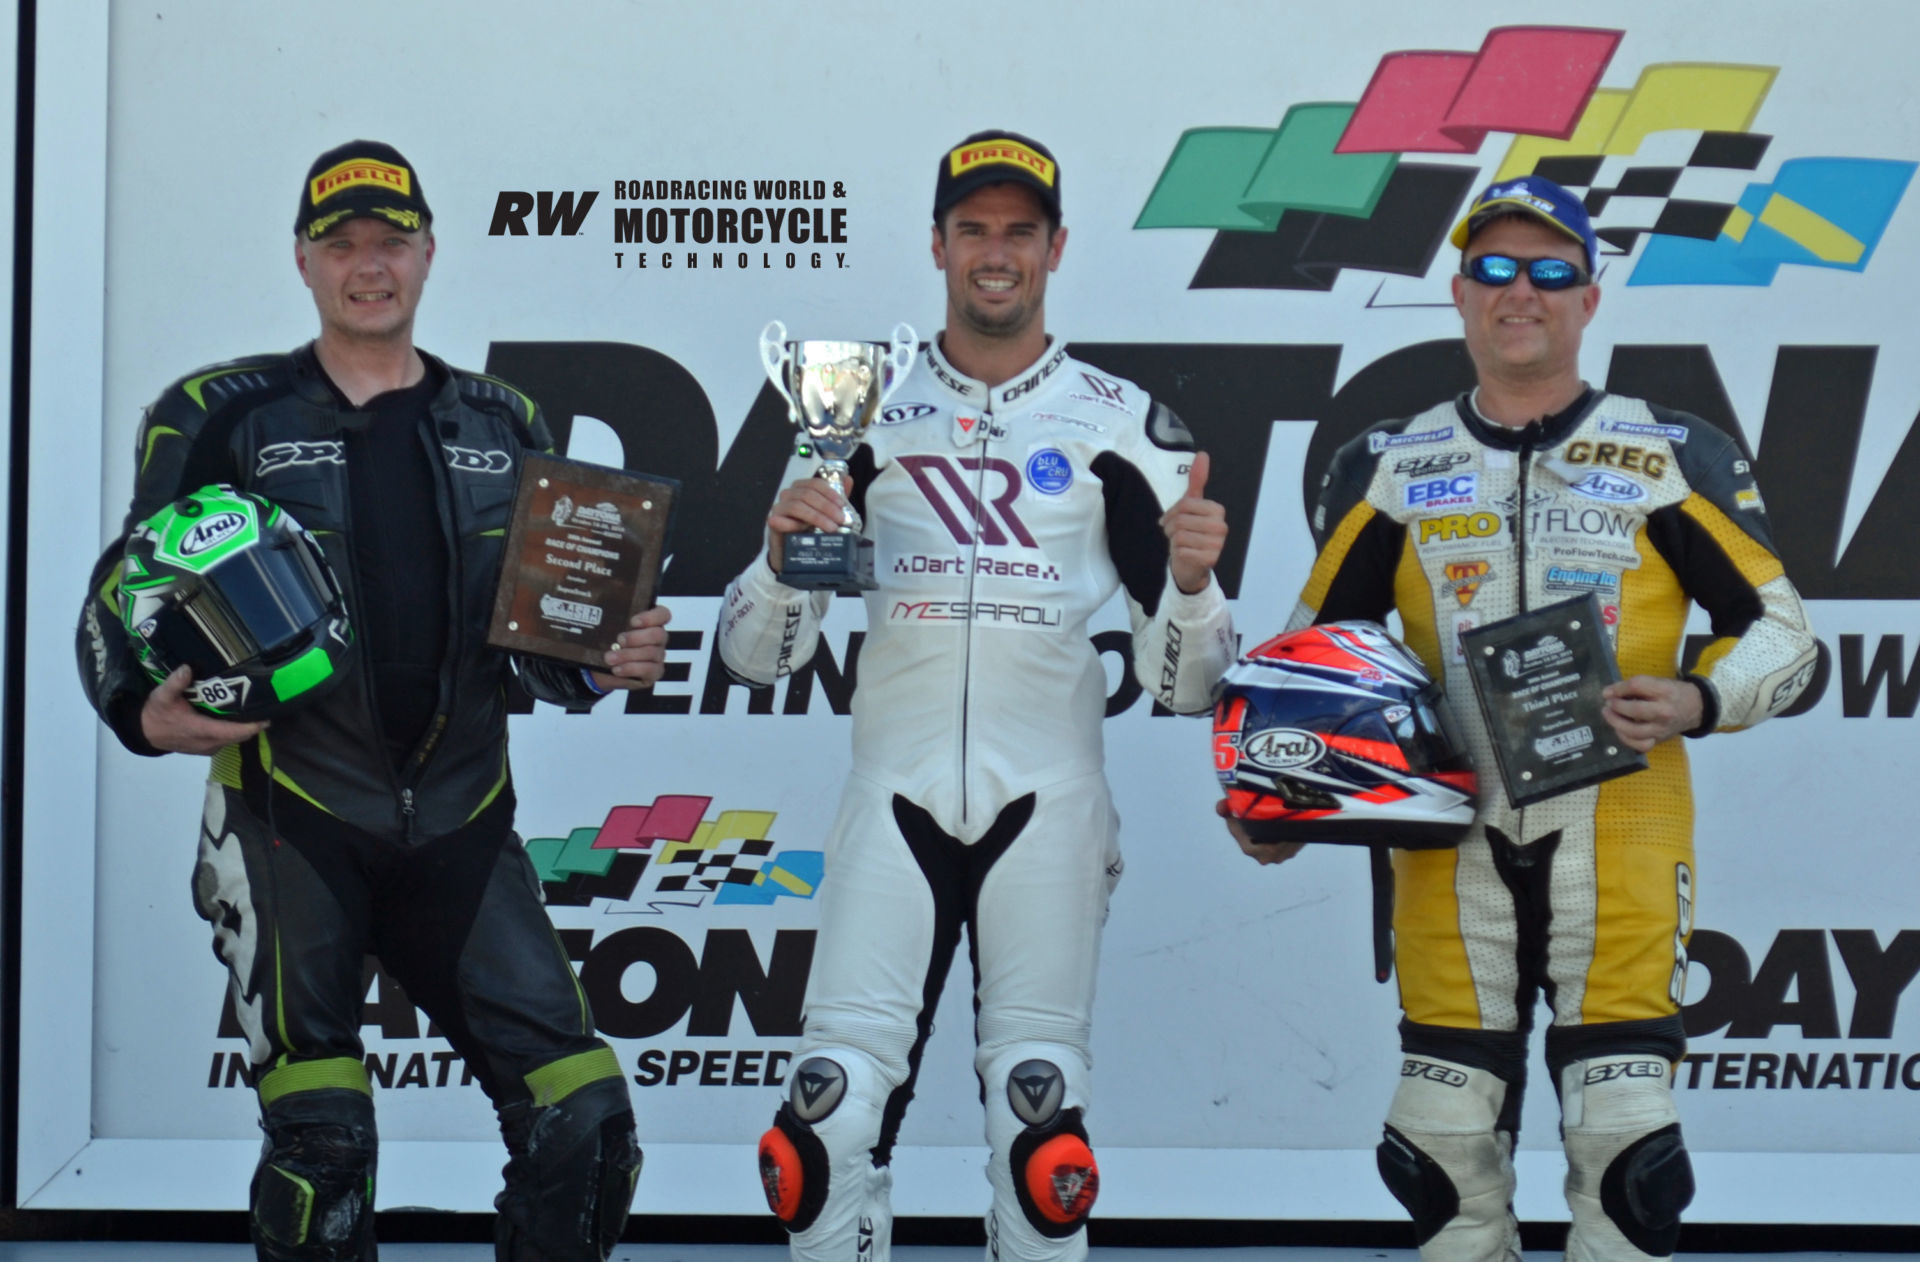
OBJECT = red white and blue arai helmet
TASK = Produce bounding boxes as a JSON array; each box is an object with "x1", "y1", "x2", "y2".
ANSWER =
[{"x1": 1214, "y1": 621, "x2": 1478, "y2": 848}]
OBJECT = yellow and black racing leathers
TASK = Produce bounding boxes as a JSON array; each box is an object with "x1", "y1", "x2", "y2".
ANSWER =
[{"x1": 1292, "y1": 388, "x2": 1815, "y2": 1262}]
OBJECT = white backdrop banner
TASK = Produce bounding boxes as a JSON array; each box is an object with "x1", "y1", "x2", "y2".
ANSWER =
[{"x1": 20, "y1": 0, "x2": 1920, "y2": 1222}]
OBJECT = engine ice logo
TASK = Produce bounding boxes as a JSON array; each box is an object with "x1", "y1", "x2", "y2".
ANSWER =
[
  {"x1": 1133, "y1": 26, "x2": 1914, "y2": 293},
  {"x1": 180, "y1": 512, "x2": 249, "y2": 556},
  {"x1": 1241, "y1": 728, "x2": 1325, "y2": 770}
]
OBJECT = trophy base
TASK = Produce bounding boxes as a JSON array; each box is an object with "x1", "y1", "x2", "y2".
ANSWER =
[{"x1": 777, "y1": 532, "x2": 876, "y2": 592}]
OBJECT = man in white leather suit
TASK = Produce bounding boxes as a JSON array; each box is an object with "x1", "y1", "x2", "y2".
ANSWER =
[{"x1": 719, "y1": 130, "x2": 1235, "y2": 1262}]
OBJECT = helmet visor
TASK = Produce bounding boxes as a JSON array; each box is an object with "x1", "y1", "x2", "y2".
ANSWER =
[
  {"x1": 148, "y1": 537, "x2": 336, "y2": 673},
  {"x1": 1391, "y1": 692, "x2": 1475, "y2": 775}
]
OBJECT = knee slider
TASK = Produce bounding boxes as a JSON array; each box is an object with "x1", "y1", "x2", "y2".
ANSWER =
[
  {"x1": 757, "y1": 1055, "x2": 846, "y2": 1233},
  {"x1": 495, "y1": 1077, "x2": 641, "y2": 1262},
  {"x1": 1383, "y1": 1055, "x2": 1519, "y2": 1258},
  {"x1": 1005, "y1": 1059, "x2": 1097, "y2": 1238},
  {"x1": 1377, "y1": 1125, "x2": 1460, "y2": 1246},
  {"x1": 252, "y1": 1091, "x2": 377, "y2": 1261},
  {"x1": 1599, "y1": 1125, "x2": 1694, "y2": 1257}
]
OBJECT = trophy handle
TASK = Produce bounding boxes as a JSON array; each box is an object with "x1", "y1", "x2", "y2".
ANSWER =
[
  {"x1": 881, "y1": 322, "x2": 918, "y2": 401},
  {"x1": 759, "y1": 321, "x2": 793, "y2": 392}
]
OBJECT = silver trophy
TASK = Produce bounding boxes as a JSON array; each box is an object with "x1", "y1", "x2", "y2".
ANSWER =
[{"x1": 760, "y1": 320, "x2": 917, "y2": 591}]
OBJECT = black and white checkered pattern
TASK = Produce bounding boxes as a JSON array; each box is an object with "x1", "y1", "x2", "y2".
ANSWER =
[
  {"x1": 1530, "y1": 130, "x2": 1772, "y2": 254},
  {"x1": 653, "y1": 836, "x2": 776, "y2": 893}
]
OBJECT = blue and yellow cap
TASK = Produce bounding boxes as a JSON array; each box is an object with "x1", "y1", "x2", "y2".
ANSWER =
[{"x1": 1451, "y1": 175, "x2": 1599, "y2": 274}]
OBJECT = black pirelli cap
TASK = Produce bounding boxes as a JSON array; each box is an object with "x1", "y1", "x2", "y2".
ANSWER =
[
  {"x1": 295, "y1": 140, "x2": 433, "y2": 240},
  {"x1": 933, "y1": 130, "x2": 1061, "y2": 224}
]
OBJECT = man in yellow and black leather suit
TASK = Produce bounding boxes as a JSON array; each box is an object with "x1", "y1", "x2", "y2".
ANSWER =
[{"x1": 1240, "y1": 176, "x2": 1817, "y2": 1262}]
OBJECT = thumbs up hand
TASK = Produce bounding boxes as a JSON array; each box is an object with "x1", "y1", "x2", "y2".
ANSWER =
[{"x1": 1159, "y1": 451, "x2": 1228, "y2": 595}]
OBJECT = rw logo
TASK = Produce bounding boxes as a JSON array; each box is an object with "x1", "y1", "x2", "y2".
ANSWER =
[{"x1": 896, "y1": 454, "x2": 1038, "y2": 547}]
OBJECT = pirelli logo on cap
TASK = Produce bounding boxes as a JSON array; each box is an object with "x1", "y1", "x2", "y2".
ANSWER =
[
  {"x1": 950, "y1": 140, "x2": 1055, "y2": 186},
  {"x1": 310, "y1": 157, "x2": 411, "y2": 205}
]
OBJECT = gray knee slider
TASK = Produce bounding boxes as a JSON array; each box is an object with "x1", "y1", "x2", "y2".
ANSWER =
[{"x1": 1600, "y1": 1124, "x2": 1694, "y2": 1257}]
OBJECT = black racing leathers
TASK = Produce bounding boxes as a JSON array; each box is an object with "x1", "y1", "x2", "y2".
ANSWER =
[
  {"x1": 77, "y1": 342, "x2": 637, "y2": 1260},
  {"x1": 77, "y1": 341, "x2": 601, "y2": 841}
]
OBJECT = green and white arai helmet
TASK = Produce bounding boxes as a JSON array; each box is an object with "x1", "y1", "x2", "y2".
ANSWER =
[{"x1": 119, "y1": 485, "x2": 352, "y2": 721}]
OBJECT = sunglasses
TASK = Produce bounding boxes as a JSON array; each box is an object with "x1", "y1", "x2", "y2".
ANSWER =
[{"x1": 1461, "y1": 254, "x2": 1591, "y2": 290}]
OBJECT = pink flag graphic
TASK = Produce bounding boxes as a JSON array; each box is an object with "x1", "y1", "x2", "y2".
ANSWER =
[
  {"x1": 590, "y1": 794, "x2": 712, "y2": 849},
  {"x1": 1337, "y1": 26, "x2": 1622, "y2": 155}
]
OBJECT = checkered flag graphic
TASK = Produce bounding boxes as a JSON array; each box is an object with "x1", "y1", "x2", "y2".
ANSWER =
[
  {"x1": 653, "y1": 836, "x2": 777, "y2": 893},
  {"x1": 1529, "y1": 130, "x2": 1772, "y2": 256}
]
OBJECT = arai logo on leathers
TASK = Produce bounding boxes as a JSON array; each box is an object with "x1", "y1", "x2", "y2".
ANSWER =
[
  {"x1": 1567, "y1": 471, "x2": 1648, "y2": 503},
  {"x1": 1241, "y1": 728, "x2": 1325, "y2": 770},
  {"x1": 180, "y1": 512, "x2": 249, "y2": 556}
]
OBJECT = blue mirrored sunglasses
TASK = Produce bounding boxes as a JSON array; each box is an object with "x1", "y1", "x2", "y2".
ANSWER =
[{"x1": 1462, "y1": 254, "x2": 1591, "y2": 290}]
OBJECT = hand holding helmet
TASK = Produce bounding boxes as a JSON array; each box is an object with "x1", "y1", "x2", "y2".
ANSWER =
[
  {"x1": 1214, "y1": 621, "x2": 1478, "y2": 850},
  {"x1": 140, "y1": 663, "x2": 267, "y2": 754},
  {"x1": 119, "y1": 485, "x2": 353, "y2": 745}
]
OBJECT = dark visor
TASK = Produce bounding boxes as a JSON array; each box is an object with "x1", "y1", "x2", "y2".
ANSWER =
[{"x1": 146, "y1": 538, "x2": 335, "y2": 673}]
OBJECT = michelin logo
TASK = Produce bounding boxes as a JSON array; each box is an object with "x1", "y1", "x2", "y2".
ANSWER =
[
  {"x1": 1599, "y1": 418, "x2": 1688, "y2": 443},
  {"x1": 1370, "y1": 426, "x2": 1453, "y2": 453}
]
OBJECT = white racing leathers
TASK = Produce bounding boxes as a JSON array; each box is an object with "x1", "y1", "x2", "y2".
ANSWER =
[{"x1": 719, "y1": 339, "x2": 1233, "y2": 1262}]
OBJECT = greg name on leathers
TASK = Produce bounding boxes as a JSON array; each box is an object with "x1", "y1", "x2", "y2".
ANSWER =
[
  {"x1": 718, "y1": 336, "x2": 1234, "y2": 1262},
  {"x1": 1294, "y1": 387, "x2": 1816, "y2": 1260}
]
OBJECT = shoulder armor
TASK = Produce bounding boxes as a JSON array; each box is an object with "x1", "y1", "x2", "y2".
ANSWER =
[
  {"x1": 455, "y1": 370, "x2": 539, "y2": 426},
  {"x1": 1144, "y1": 399, "x2": 1196, "y2": 453},
  {"x1": 157, "y1": 354, "x2": 289, "y2": 417},
  {"x1": 1647, "y1": 402, "x2": 1770, "y2": 524}
]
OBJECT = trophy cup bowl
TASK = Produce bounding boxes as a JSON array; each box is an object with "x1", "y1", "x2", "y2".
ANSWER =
[{"x1": 760, "y1": 321, "x2": 916, "y2": 591}]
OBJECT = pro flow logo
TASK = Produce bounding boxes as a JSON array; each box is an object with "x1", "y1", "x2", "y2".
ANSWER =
[{"x1": 1135, "y1": 26, "x2": 1914, "y2": 291}]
